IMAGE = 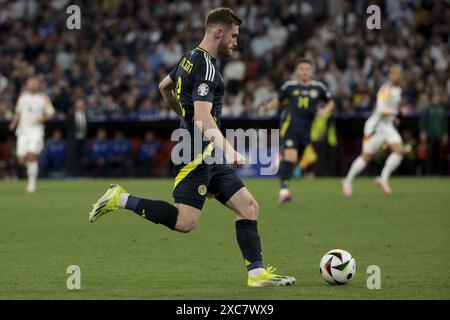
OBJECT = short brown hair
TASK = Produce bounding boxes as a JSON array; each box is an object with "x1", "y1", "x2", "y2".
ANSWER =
[
  {"x1": 296, "y1": 58, "x2": 313, "y2": 66},
  {"x1": 205, "y1": 7, "x2": 242, "y2": 29}
]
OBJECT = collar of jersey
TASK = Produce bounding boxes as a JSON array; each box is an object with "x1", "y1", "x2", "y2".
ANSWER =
[{"x1": 196, "y1": 47, "x2": 215, "y2": 61}]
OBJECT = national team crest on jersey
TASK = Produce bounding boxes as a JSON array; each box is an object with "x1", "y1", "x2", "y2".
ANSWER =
[
  {"x1": 198, "y1": 185, "x2": 207, "y2": 196},
  {"x1": 285, "y1": 139, "x2": 294, "y2": 147},
  {"x1": 198, "y1": 83, "x2": 209, "y2": 96},
  {"x1": 310, "y1": 89, "x2": 318, "y2": 98}
]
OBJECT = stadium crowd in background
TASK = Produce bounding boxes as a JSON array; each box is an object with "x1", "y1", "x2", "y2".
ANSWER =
[
  {"x1": 0, "y1": 0, "x2": 449, "y2": 178},
  {"x1": 0, "y1": 0, "x2": 449, "y2": 122}
]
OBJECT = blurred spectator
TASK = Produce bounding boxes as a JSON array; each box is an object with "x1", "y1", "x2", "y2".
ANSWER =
[
  {"x1": 138, "y1": 98, "x2": 159, "y2": 120},
  {"x1": 389, "y1": 1, "x2": 414, "y2": 28},
  {"x1": 9, "y1": 0, "x2": 39, "y2": 20},
  {"x1": 352, "y1": 83, "x2": 371, "y2": 113},
  {"x1": 66, "y1": 98, "x2": 88, "y2": 177},
  {"x1": 250, "y1": 27, "x2": 272, "y2": 58},
  {"x1": 267, "y1": 18, "x2": 288, "y2": 49},
  {"x1": 400, "y1": 129, "x2": 418, "y2": 176},
  {"x1": 419, "y1": 90, "x2": 449, "y2": 175},
  {"x1": 241, "y1": 93, "x2": 255, "y2": 117},
  {"x1": 223, "y1": 53, "x2": 246, "y2": 96},
  {"x1": 139, "y1": 131, "x2": 161, "y2": 175},
  {"x1": 0, "y1": 100, "x2": 13, "y2": 120},
  {"x1": 252, "y1": 76, "x2": 276, "y2": 112},
  {"x1": 161, "y1": 36, "x2": 183, "y2": 66},
  {"x1": 223, "y1": 93, "x2": 246, "y2": 117},
  {"x1": 90, "y1": 128, "x2": 111, "y2": 177},
  {"x1": 335, "y1": 0, "x2": 357, "y2": 35},
  {"x1": 42, "y1": 129, "x2": 67, "y2": 178},
  {"x1": 110, "y1": 130, "x2": 132, "y2": 176},
  {"x1": 51, "y1": 80, "x2": 72, "y2": 116},
  {"x1": 0, "y1": 72, "x2": 8, "y2": 93}
]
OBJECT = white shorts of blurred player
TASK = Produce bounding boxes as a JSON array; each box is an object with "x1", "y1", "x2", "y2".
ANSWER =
[
  {"x1": 362, "y1": 123, "x2": 402, "y2": 155},
  {"x1": 17, "y1": 134, "x2": 44, "y2": 158}
]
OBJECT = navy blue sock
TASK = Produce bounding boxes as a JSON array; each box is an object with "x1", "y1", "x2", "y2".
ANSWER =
[
  {"x1": 279, "y1": 160, "x2": 295, "y2": 187},
  {"x1": 125, "y1": 195, "x2": 178, "y2": 230},
  {"x1": 235, "y1": 219, "x2": 264, "y2": 271}
]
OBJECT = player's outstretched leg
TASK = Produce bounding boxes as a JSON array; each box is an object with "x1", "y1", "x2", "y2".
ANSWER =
[
  {"x1": 227, "y1": 187, "x2": 295, "y2": 287},
  {"x1": 25, "y1": 154, "x2": 39, "y2": 193},
  {"x1": 342, "y1": 154, "x2": 370, "y2": 196},
  {"x1": 278, "y1": 148, "x2": 300, "y2": 203},
  {"x1": 375, "y1": 144, "x2": 403, "y2": 195},
  {"x1": 278, "y1": 160, "x2": 294, "y2": 203},
  {"x1": 89, "y1": 184, "x2": 125, "y2": 222},
  {"x1": 88, "y1": 184, "x2": 179, "y2": 230}
]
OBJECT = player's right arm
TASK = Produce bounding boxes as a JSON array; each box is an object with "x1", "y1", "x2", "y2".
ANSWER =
[
  {"x1": 39, "y1": 94, "x2": 55, "y2": 123},
  {"x1": 260, "y1": 80, "x2": 292, "y2": 115},
  {"x1": 158, "y1": 75, "x2": 183, "y2": 117},
  {"x1": 8, "y1": 112, "x2": 20, "y2": 132},
  {"x1": 9, "y1": 95, "x2": 23, "y2": 132},
  {"x1": 193, "y1": 101, "x2": 244, "y2": 165},
  {"x1": 191, "y1": 57, "x2": 244, "y2": 165}
]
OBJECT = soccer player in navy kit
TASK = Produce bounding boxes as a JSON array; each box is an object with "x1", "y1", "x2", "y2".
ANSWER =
[
  {"x1": 89, "y1": 8, "x2": 295, "y2": 287},
  {"x1": 261, "y1": 59, "x2": 335, "y2": 203}
]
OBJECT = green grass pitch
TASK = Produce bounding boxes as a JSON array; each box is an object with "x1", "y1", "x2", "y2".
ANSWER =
[{"x1": 0, "y1": 178, "x2": 449, "y2": 299}]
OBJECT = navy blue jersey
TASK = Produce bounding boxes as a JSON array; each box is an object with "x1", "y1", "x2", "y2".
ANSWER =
[
  {"x1": 278, "y1": 80, "x2": 331, "y2": 140},
  {"x1": 169, "y1": 47, "x2": 225, "y2": 130},
  {"x1": 169, "y1": 47, "x2": 225, "y2": 160}
]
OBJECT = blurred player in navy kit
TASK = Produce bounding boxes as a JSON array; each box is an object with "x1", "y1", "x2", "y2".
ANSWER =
[{"x1": 261, "y1": 59, "x2": 335, "y2": 203}]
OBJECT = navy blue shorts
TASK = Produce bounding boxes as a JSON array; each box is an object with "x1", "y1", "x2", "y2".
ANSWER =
[
  {"x1": 281, "y1": 131, "x2": 310, "y2": 158},
  {"x1": 172, "y1": 163, "x2": 245, "y2": 210}
]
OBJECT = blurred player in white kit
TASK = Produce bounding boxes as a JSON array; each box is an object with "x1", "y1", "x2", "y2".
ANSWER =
[
  {"x1": 343, "y1": 65, "x2": 405, "y2": 196},
  {"x1": 9, "y1": 76, "x2": 55, "y2": 193}
]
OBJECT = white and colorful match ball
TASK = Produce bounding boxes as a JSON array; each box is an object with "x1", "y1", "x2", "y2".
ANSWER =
[{"x1": 319, "y1": 249, "x2": 356, "y2": 285}]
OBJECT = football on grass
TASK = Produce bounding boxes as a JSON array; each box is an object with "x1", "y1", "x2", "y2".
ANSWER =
[{"x1": 320, "y1": 249, "x2": 356, "y2": 285}]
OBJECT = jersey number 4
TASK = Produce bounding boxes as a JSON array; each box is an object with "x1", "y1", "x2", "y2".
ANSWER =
[{"x1": 297, "y1": 96, "x2": 309, "y2": 109}]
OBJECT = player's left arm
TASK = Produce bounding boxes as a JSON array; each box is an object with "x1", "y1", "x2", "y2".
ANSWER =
[
  {"x1": 40, "y1": 95, "x2": 55, "y2": 123},
  {"x1": 158, "y1": 75, "x2": 182, "y2": 117},
  {"x1": 317, "y1": 83, "x2": 334, "y2": 117},
  {"x1": 318, "y1": 100, "x2": 335, "y2": 117}
]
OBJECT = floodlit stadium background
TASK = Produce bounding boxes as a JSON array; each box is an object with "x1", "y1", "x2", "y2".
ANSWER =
[{"x1": 0, "y1": 0, "x2": 449, "y2": 178}]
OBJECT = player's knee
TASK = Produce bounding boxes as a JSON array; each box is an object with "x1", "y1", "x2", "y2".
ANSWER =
[
  {"x1": 176, "y1": 220, "x2": 198, "y2": 233},
  {"x1": 286, "y1": 158, "x2": 298, "y2": 166},
  {"x1": 361, "y1": 153, "x2": 372, "y2": 162},
  {"x1": 175, "y1": 215, "x2": 199, "y2": 233},
  {"x1": 283, "y1": 152, "x2": 298, "y2": 164},
  {"x1": 239, "y1": 199, "x2": 259, "y2": 220},
  {"x1": 393, "y1": 145, "x2": 405, "y2": 155},
  {"x1": 26, "y1": 154, "x2": 37, "y2": 162}
]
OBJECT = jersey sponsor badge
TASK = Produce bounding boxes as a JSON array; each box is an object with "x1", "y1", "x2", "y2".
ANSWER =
[
  {"x1": 198, "y1": 83, "x2": 209, "y2": 96},
  {"x1": 198, "y1": 184, "x2": 207, "y2": 196}
]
